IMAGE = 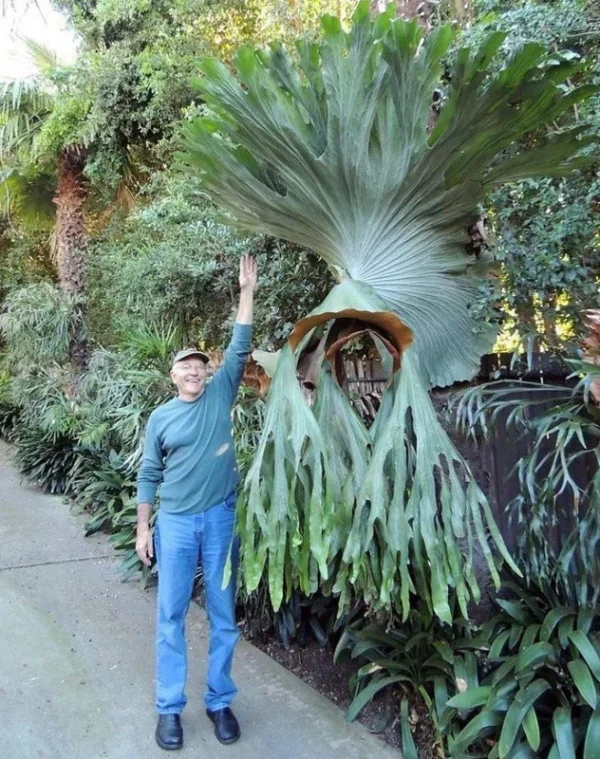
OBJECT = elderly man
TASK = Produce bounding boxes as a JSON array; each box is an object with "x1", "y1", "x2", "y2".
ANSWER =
[{"x1": 136, "y1": 255, "x2": 257, "y2": 751}]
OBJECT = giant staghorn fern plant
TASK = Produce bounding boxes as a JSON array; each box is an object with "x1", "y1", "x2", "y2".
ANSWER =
[{"x1": 180, "y1": 3, "x2": 599, "y2": 623}]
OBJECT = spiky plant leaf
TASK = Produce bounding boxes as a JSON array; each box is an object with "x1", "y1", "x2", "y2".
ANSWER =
[
  {"x1": 0, "y1": 75, "x2": 53, "y2": 160},
  {"x1": 180, "y1": 1, "x2": 599, "y2": 388}
]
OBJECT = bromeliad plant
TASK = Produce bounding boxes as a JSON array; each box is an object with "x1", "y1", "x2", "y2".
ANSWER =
[{"x1": 180, "y1": 2, "x2": 599, "y2": 621}]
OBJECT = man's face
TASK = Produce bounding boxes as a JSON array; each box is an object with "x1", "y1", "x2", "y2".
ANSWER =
[{"x1": 170, "y1": 358, "x2": 207, "y2": 400}]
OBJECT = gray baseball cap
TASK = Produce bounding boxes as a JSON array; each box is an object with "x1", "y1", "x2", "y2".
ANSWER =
[{"x1": 172, "y1": 348, "x2": 210, "y2": 368}]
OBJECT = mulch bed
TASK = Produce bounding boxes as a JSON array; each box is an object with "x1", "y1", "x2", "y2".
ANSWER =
[{"x1": 249, "y1": 634, "x2": 440, "y2": 758}]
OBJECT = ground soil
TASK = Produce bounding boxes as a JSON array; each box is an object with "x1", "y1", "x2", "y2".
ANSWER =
[{"x1": 249, "y1": 635, "x2": 440, "y2": 758}]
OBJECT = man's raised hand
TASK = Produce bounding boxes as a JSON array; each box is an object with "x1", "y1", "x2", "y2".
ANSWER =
[{"x1": 239, "y1": 255, "x2": 257, "y2": 291}]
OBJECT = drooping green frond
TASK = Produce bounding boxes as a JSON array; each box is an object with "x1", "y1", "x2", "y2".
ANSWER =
[
  {"x1": 23, "y1": 38, "x2": 62, "y2": 76},
  {"x1": 238, "y1": 317, "x2": 518, "y2": 621},
  {"x1": 235, "y1": 271, "x2": 518, "y2": 621},
  {"x1": 181, "y1": 2, "x2": 598, "y2": 388},
  {"x1": 0, "y1": 76, "x2": 54, "y2": 159}
]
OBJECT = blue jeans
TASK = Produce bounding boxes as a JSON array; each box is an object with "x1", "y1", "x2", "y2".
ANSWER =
[{"x1": 153, "y1": 494, "x2": 240, "y2": 714}]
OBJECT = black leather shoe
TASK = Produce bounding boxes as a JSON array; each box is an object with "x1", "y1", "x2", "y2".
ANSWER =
[
  {"x1": 155, "y1": 714, "x2": 183, "y2": 751},
  {"x1": 206, "y1": 707, "x2": 240, "y2": 745}
]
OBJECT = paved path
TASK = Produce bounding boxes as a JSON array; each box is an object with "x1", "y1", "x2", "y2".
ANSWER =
[{"x1": 0, "y1": 441, "x2": 399, "y2": 759}]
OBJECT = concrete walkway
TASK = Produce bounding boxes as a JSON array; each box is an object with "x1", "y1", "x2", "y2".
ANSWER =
[{"x1": 0, "y1": 441, "x2": 399, "y2": 759}]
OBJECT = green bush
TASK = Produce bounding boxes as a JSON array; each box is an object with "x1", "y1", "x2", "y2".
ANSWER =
[
  {"x1": 447, "y1": 583, "x2": 600, "y2": 758},
  {"x1": 0, "y1": 283, "x2": 83, "y2": 371},
  {"x1": 14, "y1": 425, "x2": 78, "y2": 495},
  {"x1": 0, "y1": 366, "x2": 21, "y2": 442},
  {"x1": 85, "y1": 175, "x2": 333, "y2": 350}
]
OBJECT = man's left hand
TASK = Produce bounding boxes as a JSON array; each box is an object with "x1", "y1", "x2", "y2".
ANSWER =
[{"x1": 239, "y1": 255, "x2": 257, "y2": 291}]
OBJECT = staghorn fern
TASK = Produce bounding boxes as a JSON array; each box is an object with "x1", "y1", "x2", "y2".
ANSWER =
[{"x1": 181, "y1": 3, "x2": 599, "y2": 622}]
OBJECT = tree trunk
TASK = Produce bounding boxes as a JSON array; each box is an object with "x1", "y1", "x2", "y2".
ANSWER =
[
  {"x1": 542, "y1": 300, "x2": 559, "y2": 349},
  {"x1": 515, "y1": 296, "x2": 542, "y2": 352},
  {"x1": 53, "y1": 148, "x2": 88, "y2": 371}
]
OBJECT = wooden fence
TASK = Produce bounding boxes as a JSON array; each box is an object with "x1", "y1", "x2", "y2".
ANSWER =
[{"x1": 342, "y1": 353, "x2": 595, "y2": 553}]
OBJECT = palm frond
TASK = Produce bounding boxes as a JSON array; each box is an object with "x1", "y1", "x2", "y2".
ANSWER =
[
  {"x1": 0, "y1": 76, "x2": 52, "y2": 119},
  {"x1": 23, "y1": 37, "x2": 61, "y2": 75},
  {"x1": 0, "y1": 63, "x2": 55, "y2": 162}
]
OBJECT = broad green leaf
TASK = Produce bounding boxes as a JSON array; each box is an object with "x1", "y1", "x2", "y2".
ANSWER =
[
  {"x1": 489, "y1": 629, "x2": 512, "y2": 660},
  {"x1": 558, "y1": 617, "x2": 576, "y2": 649},
  {"x1": 433, "y1": 675, "x2": 449, "y2": 720},
  {"x1": 499, "y1": 680, "x2": 551, "y2": 759},
  {"x1": 447, "y1": 685, "x2": 492, "y2": 710},
  {"x1": 400, "y1": 698, "x2": 419, "y2": 759},
  {"x1": 346, "y1": 674, "x2": 405, "y2": 722},
  {"x1": 452, "y1": 709, "x2": 504, "y2": 754},
  {"x1": 567, "y1": 660, "x2": 597, "y2": 709},
  {"x1": 540, "y1": 608, "x2": 575, "y2": 643},
  {"x1": 522, "y1": 706, "x2": 541, "y2": 752},
  {"x1": 433, "y1": 640, "x2": 455, "y2": 664},
  {"x1": 578, "y1": 607, "x2": 597, "y2": 636},
  {"x1": 569, "y1": 632, "x2": 600, "y2": 682},
  {"x1": 520, "y1": 624, "x2": 541, "y2": 650},
  {"x1": 552, "y1": 707, "x2": 575, "y2": 759},
  {"x1": 492, "y1": 657, "x2": 518, "y2": 687},
  {"x1": 584, "y1": 711, "x2": 600, "y2": 759},
  {"x1": 497, "y1": 601, "x2": 528, "y2": 625},
  {"x1": 515, "y1": 642, "x2": 555, "y2": 673}
]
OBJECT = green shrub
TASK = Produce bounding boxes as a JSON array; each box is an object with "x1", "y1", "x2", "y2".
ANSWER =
[
  {"x1": 0, "y1": 283, "x2": 83, "y2": 371},
  {"x1": 446, "y1": 583, "x2": 600, "y2": 758},
  {"x1": 14, "y1": 424, "x2": 78, "y2": 494},
  {"x1": 337, "y1": 598, "x2": 469, "y2": 753},
  {"x1": 0, "y1": 366, "x2": 21, "y2": 442}
]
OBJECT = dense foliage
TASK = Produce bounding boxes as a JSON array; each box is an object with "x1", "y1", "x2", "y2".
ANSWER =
[
  {"x1": 462, "y1": 0, "x2": 600, "y2": 351},
  {"x1": 85, "y1": 174, "x2": 333, "y2": 349},
  {"x1": 0, "y1": 1, "x2": 598, "y2": 754},
  {"x1": 340, "y1": 353, "x2": 600, "y2": 754}
]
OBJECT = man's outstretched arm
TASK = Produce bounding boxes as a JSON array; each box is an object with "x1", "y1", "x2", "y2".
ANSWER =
[
  {"x1": 236, "y1": 254, "x2": 257, "y2": 325},
  {"x1": 213, "y1": 256, "x2": 257, "y2": 399}
]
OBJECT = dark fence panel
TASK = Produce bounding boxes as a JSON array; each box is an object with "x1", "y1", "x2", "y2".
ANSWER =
[
  {"x1": 476, "y1": 389, "x2": 594, "y2": 554},
  {"x1": 343, "y1": 353, "x2": 596, "y2": 552}
]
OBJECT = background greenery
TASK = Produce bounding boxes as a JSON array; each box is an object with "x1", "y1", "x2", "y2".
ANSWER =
[{"x1": 1, "y1": 0, "x2": 599, "y2": 756}]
